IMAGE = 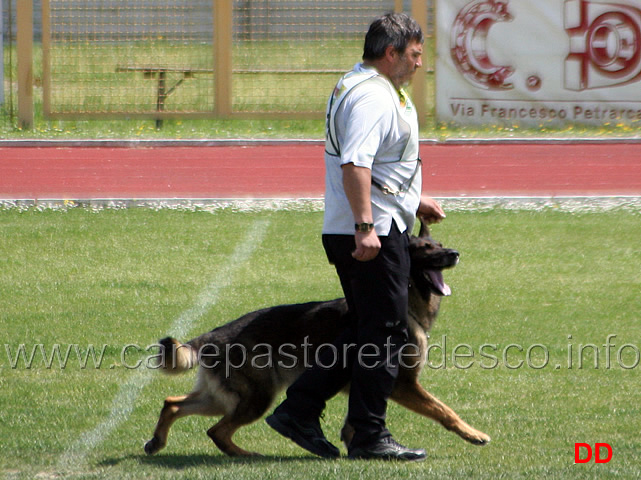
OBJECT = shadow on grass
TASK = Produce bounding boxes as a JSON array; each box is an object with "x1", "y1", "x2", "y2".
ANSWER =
[{"x1": 100, "y1": 452, "x2": 335, "y2": 469}]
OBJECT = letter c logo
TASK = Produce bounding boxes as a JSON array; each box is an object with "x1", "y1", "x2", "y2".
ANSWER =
[{"x1": 450, "y1": 0, "x2": 515, "y2": 90}]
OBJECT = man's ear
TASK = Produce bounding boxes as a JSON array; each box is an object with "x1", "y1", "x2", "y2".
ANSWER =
[{"x1": 384, "y1": 44, "x2": 398, "y2": 62}]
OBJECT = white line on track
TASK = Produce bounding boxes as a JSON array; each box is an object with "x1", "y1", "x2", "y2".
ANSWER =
[{"x1": 57, "y1": 217, "x2": 271, "y2": 472}]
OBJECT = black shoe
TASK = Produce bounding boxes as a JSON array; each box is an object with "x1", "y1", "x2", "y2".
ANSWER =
[
  {"x1": 348, "y1": 436, "x2": 426, "y2": 462},
  {"x1": 266, "y1": 408, "x2": 340, "y2": 459}
]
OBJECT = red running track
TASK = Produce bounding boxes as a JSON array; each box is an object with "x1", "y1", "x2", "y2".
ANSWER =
[{"x1": 1, "y1": 142, "x2": 640, "y2": 199}]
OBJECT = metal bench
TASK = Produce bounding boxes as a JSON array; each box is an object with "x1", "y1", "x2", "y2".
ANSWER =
[{"x1": 116, "y1": 65, "x2": 345, "y2": 127}]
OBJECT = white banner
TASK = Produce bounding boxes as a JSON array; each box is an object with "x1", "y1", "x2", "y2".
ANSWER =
[
  {"x1": 0, "y1": 3, "x2": 4, "y2": 106},
  {"x1": 436, "y1": 0, "x2": 641, "y2": 127}
]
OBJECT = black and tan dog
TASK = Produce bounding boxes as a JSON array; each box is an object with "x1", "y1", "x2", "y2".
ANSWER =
[{"x1": 144, "y1": 221, "x2": 491, "y2": 457}]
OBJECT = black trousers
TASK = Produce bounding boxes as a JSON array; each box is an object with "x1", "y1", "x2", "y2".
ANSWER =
[{"x1": 282, "y1": 222, "x2": 410, "y2": 448}]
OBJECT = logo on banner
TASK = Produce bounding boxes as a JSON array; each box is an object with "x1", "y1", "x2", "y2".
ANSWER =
[
  {"x1": 565, "y1": 0, "x2": 641, "y2": 90},
  {"x1": 450, "y1": 0, "x2": 515, "y2": 90},
  {"x1": 450, "y1": 0, "x2": 641, "y2": 91}
]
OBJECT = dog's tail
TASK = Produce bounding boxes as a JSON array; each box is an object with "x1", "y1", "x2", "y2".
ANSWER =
[{"x1": 157, "y1": 337, "x2": 197, "y2": 374}]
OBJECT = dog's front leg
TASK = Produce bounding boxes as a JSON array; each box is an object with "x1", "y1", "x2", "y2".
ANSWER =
[
  {"x1": 340, "y1": 418, "x2": 355, "y2": 451},
  {"x1": 391, "y1": 380, "x2": 491, "y2": 446},
  {"x1": 207, "y1": 416, "x2": 262, "y2": 457}
]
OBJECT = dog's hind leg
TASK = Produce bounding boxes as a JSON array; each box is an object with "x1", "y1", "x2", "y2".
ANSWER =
[
  {"x1": 390, "y1": 380, "x2": 491, "y2": 446},
  {"x1": 145, "y1": 391, "x2": 222, "y2": 455}
]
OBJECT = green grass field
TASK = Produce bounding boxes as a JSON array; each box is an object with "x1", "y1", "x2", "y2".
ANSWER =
[{"x1": 1, "y1": 207, "x2": 641, "y2": 479}]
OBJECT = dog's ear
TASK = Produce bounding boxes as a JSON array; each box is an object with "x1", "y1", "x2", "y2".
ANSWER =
[{"x1": 418, "y1": 217, "x2": 430, "y2": 238}]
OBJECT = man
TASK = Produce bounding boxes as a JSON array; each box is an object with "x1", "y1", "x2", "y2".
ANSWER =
[{"x1": 266, "y1": 13, "x2": 445, "y2": 461}]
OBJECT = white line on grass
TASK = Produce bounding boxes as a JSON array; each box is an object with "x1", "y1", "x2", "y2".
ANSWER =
[{"x1": 57, "y1": 217, "x2": 271, "y2": 472}]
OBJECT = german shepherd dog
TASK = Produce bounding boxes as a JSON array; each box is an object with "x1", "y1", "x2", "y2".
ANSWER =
[{"x1": 144, "y1": 221, "x2": 491, "y2": 457}]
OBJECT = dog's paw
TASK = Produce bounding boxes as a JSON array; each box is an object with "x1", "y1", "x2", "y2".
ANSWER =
[
  {"x1": 144, "y1": 437, "x2": 164, "y2": 455},
  {"x1": 466, "y1": 430, "x2": 491, "y2": 446}
]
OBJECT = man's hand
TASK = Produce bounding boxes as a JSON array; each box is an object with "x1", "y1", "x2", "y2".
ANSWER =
[
  {"x1": 342, "y1": 163, "x2": 381, "y2": 261},
  {"x1": 418, "y1": 195, "x2": 446, "y2": 224},
  {"x1": 352, "y1": 229, "x2": 381, "y2": 261}
]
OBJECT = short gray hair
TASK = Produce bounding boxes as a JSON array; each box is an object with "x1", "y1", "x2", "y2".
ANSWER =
[{"x1": 362, "y1": 13, "x2": 424, "y2": 61}]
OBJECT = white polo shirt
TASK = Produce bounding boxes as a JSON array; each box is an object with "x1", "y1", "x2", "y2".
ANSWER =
[{"x1": 323, "y1": 63, "x2": 422, "y2": 236}]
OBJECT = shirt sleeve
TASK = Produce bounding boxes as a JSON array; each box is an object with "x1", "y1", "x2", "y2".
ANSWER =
[{"x1": 338, "y1": 84, "x2": 395, "y2": 170}]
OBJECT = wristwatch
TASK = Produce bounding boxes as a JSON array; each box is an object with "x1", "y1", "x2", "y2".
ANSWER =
[{"x1": 354, "y1": 222, "x2": 375, "y2": 233}]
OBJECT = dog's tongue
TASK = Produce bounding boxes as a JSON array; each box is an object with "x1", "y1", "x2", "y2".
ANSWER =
[{"x1": 428, "y1": 270, "x2": 451, "y2": 296}]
